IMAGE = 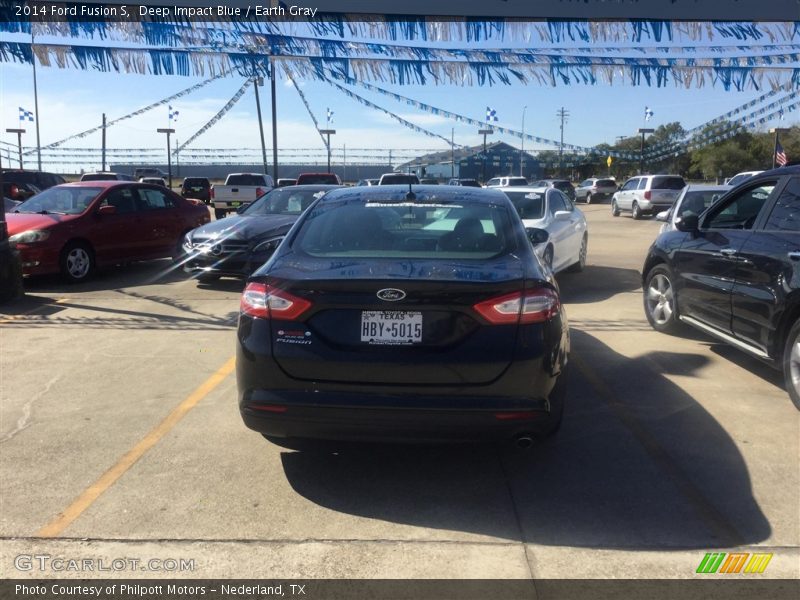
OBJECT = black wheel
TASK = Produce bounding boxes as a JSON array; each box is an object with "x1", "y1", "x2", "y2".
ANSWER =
[
  {"x1": 542, "y1": 245, "x2": 554, "y2": 270},
  {"x1": 585, "y1": 193, "x2": 592, "y2": 205},
  {"x1": 632, "y1": 202, "x2": 642, "y2": 220},
  {"x1": 782, "y1": 320, "x2": 800, "y2": 411},
  {"x1": 214, "y1": 208, "x2": 227, "y2": 220},
  {"x1": 567, "y1": 234, "x2": 587, "y2": 273},
  {"x1": 611, "y1": 198, "x2": 620, "y2": 217},
  {"x1": 59, "y1": 241, "x2": 95, "y2": 283},
  {"x1": 644, "y1": 264, "x2": 679, "y2": 333}
]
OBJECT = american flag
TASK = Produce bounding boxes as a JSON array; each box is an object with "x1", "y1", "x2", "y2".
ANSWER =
[{"x1": 776, "y1": 140, "x2": 788, "y2": 167}]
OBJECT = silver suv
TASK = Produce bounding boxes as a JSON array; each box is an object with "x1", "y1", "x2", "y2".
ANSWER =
[
  {"x1": 575, "y1": 177, "x2": 617, "y2": 204},
  {"x1": 611, "y1": 174, "x2": 686, "y2": 220},
  {"x1": 484, "y1": 176, "x2": 528, "y2": 188}
]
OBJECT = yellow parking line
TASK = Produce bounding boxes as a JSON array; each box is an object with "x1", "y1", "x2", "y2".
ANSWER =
[
  {"x1": 0, "y1": 297, "x2": 71, "y2": 323},
  {"x1": 36, "y1": 356, "x2": 236, "y2": 538}
]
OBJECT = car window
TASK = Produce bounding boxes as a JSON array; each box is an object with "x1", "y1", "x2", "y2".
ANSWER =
[
  {"x1": 764, "y1": 178, "x2": 800, "y2": 232},
  {"x1": 705, "y1": 182, "x2": 777, "y2": 230},
  {"x1": 503, "y1": 190, "x2": 545, "y2": 219},
  {"x1": 293, "y1": 200, "x2": 513, "y2": 259},
  {"x1": 101, "y1": 187, "x2": 139, "y2": 214},
  {"x1": 18, "y1": 186, "x2": 103, "y2": 215},
  {"x1": 486, "y1": 178, "x2": 500, "y2": 186},
  {"x1": 637, "y1": 178, "x2": 649, "y2": 190},
  {"x1": 227, "y1": 175, "x2": 266, "y2": 186},
  {"x1": 244, "y1": 187, "x2": 329, "y2": 216},
  {"x1": 652, "y1": 176, "x2": 686, "y2": 190},
  {"x1": 580, "y1": 180, "x2": 592, "y2": 187},
  {"x1": 137, "y1": 188, "x2": 176, "y2": 210},
  {"x1": 597, "y1": 179, "x2": 615, "y2": 187},
  {"x1": 622, "y1": 179, "x2": 638, "y2": 191},
  {"x1": 548, "y1": 191, "x2": 568, "y2": 214},
  {"x1": 676, "y1": 190, "x2": 728, "y2": 220}
]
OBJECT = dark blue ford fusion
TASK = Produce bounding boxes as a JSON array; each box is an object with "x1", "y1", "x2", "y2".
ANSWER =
[
  {"x1": 236, "y1": 185, "x2": 569, "y2": 448},
  {"x1": 182, "y1": 185, "x2": 341, "y2": 281}
]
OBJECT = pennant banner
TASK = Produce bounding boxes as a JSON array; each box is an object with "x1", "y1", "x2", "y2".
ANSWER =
[
  {"x1": 283, "y1": 65, "x2": 330, "y2": 150},
  {"x1": 178, "y1": 80, "x2": 252, "y2": 151}
]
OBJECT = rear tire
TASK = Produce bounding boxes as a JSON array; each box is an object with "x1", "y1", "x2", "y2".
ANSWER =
[
  {"x1": 59, "y1": 241, "x2": 95, "y2": 283},
  {"x1": 632, "y1": 202, "x2": 642, "y2": 220},
  {"x1": 782, "y1": 320, "x2": 800, "y2": 411},
  {"x1": 567, "y1": 235, "x2": 587, "y2": 273},
  {"x1": 644, "y1": 264, "x2": 679, "y2": 333},
  {"x1": 585, "y1": 193, "x2": 592, "y2": 205},
  {"x1": 611, "y1": 199, "x2": 620, "y2": 217},
  {"x1": 542, "y1": 245, "x2": 554, "y2": 271}
]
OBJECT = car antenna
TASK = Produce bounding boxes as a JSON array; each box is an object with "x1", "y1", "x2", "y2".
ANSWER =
[{"x1": 406, "y1": 182, "x2": 416, "y2": 201}]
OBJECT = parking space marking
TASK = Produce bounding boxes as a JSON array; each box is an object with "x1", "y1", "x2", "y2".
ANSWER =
[
  {"x1": 0, "y1": 297, "x2": 71, "y2": 323},
  {"x1": 36, "y1": 356, "x2": 236, "y2": 538},
  {"x1": 572, "y1": 353, "x2": 746, "y2": 547}
]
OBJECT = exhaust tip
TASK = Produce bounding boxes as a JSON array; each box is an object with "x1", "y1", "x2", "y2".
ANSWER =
[{"x1": 514, "y1": 434, "x2": 535, "y2": 450}]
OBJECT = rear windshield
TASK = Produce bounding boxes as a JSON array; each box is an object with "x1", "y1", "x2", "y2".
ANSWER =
[
  {"x1": 553, "y1": 181, "x2": 573, "y2": 192},
  {"x1": 14, "y1": 186, "x2": 102, "y2": 215},
  {"x1": 596, "y1": 179, "x2": 616, "y2": 187},
  {"x1": 651, "y1": 176, "x2": 686, "y2": 190},
  {"x1": 298, "y1": 174, "x2": 339, "y2": 184},
  {"x1": 183, "y1": 178, "x2": 209, "y2": 187},
  {"x1": 507, "y1": 178, "x2": 529, "y2": 186},
  {"x1": 227, "y1": 175, "x2": 266, "y2": 186},
  {"x1": 380, "y1": 175, "x2": 420, "y2": 185},
  {"x1": 243, "y1": 187, "x2": 330, "y2": 216},
  {"x1": 81, "y1": 174, "x2": 118, "y2": 181},
  {"x1": 502, "y1": 190, "x2": 546, "y2": 220},
  {"x1": 292, "y1": 200, "x2": 514, "y2": 259}
]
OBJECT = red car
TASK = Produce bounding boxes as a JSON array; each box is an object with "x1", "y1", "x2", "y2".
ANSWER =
[{"x1": 7, "y1": 181, "x2": 210, "y2": 282}]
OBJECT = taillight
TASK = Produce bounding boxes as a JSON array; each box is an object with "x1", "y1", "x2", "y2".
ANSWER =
[
  {"x1": 210, "y1": 187, "x2": 215, "y2": 199},
  {"x1": 644, "y1": 190, "x2": 652, "y2": 200},
  {"x1": 473, "y1": 288, "x2": 560, "y2": 325},
  {"x1": 256, "y1": 187, "x2": 265, "y2": 197},
  {"x1": 240, "y1": 282, "x2": 312, "y2": 321}
]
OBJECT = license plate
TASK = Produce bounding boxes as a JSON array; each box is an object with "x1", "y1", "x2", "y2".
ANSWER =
[
  {"x1": 231, "y1": 202, "x2": 241, "y2": 207},
  {"x1": 361, "y1": 311, "x2": 422, "y2": 345}
]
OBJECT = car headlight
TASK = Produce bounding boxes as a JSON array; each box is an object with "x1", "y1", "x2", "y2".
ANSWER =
[
  {"x1": 252, "y1": 236, "x2": 284, "y2": 253},
  {"x1": 9, "y1": 229, "x2": 50, "y2": 244}
]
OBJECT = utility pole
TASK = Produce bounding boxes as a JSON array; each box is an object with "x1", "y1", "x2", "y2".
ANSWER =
[
  {"x1": 157, "y1": 128, "x2": 175, "y2": 188},
  {"x1": 101, "y1": 113, "x2": 106, "y2": 172},
  {"x1": 557, "y1": 107, "x2": 569, "y2": 177},
  {"x1": 252, "y1": 76, "x2": 268, "y2": 176},
  {"x1": 520, "y1": 106, "x2": 527, "y2": 177},
  {"x1": 320, "y1": 129, "x2": 336, "y2": 173},
  {"x1": 638, "y1": 128, "x2": 655, "y2": 175},
  {"x1": 6, "y1": 128, "x2": 25, "y2": 168},
  {"x1": 32, "y1": 31, "x2": 42, "y2": 171},
  {"x1": 343, "y1": 144, "x2": 346, "y2": 183},
  {"x1": 478, "y1": 127, "x2": 494, "y2": 183},
  {"x1": 451, "y1": 128, "x2": 455, "y2": 179},
  {"x1": 175, "y1": 137, "x2": 180, "y2": 179},
  {"x1": 270, "y1": 59, "x2": 278, "y2": 180}
]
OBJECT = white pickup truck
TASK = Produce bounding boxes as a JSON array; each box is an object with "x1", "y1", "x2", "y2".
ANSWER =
[{"x1": 211, "y1": 173, "x2": 274, "y2": 219}]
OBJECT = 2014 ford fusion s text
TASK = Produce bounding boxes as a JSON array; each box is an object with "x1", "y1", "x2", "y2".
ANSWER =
[{"x1": 236, "y1": 185, "x2": 570, "y2": 449}]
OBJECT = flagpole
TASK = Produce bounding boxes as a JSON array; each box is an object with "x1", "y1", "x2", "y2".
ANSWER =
[{"x1": 32, "y1": 31, "x2": 42, "y2": 171}]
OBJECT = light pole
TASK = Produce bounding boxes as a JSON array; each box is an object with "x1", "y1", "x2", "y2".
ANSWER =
[
  {"x1": 320, "y1": 129, "x2": 336, "y2": 173},
  {"x1": 6, "y1": 128, "x2": 25, "y2": 168},
  {"x1": 478, "y1": 127, "x2": 494, "y2": 183},
  {"x1": 770, "y1": 127, "x2": 790, "y2": 168},
  {"x1": 157, "y1": 128, "x2": 175, "y2": 188},
  {"x1": 557, "y1": 107, "x2": 569, "y2": 177},
  {"x1": 520, "y1": 106, "x2": 527, "y2": 177},
  {"x1": 638, "y1": 128, "x2": 655, "y2": 175},
  {"x1": 252, "y1": 76, "x2": 268, "y2": 176}
]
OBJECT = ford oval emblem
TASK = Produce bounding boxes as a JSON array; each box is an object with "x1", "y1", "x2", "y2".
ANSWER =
[{"x1": 377, "y1": 288, "x2": 406, "y2": 302}]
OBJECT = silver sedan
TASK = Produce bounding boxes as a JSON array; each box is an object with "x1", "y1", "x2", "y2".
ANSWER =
[{"x1": 503, "y1": 186, "x2": 588, "y2": 274}]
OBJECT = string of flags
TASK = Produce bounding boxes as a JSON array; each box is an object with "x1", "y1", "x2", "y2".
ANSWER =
[
  {"x1": 282, "y1": 65, "x2": 330, "y2": 150},
  {"x1": 177, "y1": 80, "x2": 252, "y2": 152},
  {"x1": 19, "y1": 107, "x2": 34, "y2": 122}
]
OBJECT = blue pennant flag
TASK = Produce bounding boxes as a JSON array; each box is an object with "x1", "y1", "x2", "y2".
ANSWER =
[
  {"x1": 486, "y1": 106, "x2": 498, "y2": 122},
  {"x1": 169, "y1": 105, "x2": 179, "y2": 121},
  {"x1": 326, "y1": 107, "x2": 334, "y2": 124},
  {"x1": 19, "y1": 107, "x2": 34, "y2": 122},
  {"x1": 644, "y1": 106, "x2": 654, "y2": 122}
]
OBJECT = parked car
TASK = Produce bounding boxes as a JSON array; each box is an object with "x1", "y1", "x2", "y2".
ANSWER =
[
  {"x1": 484, "y1": 176, "x2": 528, "y2": 188},
  {"x1": 655, "y1": 184, "x2": 731, "y2": 234},
  {"x1": 211, "y1": 173, "x2": 274, "y2": 220},
  {"x1": 378, "y1": 173, "x2": 420, "y2": 185},
  {"x1": 6, "y1": 182, "x2": 209, "y2": 282},
  {"x1": 642, "y1": 166, "x2": 800, "y2": 410},
  {"x1": 502, "y1": 187, "x2": 588, "y2": 273},
  {"x1": 276, "y1": 178, "x2": 297, "y2": 187},
  {"x1": 236, "y1": 185, "x2": 568, "y2": 449},
  {"x1": 133, "y1": 167, "x2": 167, "y2": 180},
  {"x1": 180, "y1": 177, "x2": 211, "y2": 203},
  {"x1": 182, "y1": 185, "x2": 341, "y2": 282},
  {"x1": 81, "y1": 172, "x2": 134, "y2": 182},
  {"x1": 3, "y1": 180, "x2": 41, "y2": 203},
  {"x1": 530, "y1": 179, "x2": 577, "y2": 201},
  {"x1": 2, "y1": 169, "x2": 66, "y2": 192},
  {"x1": 448, "y1": 178, "x2": 482, "y2": 187},
  {"x1": 139, "y1": 177, "x2": 167, "y2": 187},
  {"x1": 296, "y1": 173, "x2": 341, "y2": 185},
  {"x1": 356, "y1": 179, "x2": 379, "y2": 186},
  {"x1": 611, "y1": 174, "x2": 686, "y2": 219},
  {"x1": 574, "y1": 177, "x2": 618, "y2": 204},
  {"x1": 419, "y1": 178, "x2": 439, "y2": 185},
  {"x1": 726, "y1": 170, "x2": 763, "y2": 187}
]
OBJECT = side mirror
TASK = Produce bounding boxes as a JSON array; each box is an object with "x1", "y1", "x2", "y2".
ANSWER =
[
  {"x1": 675, "y1": 214, "x2": 699, "y2": 232},
  {"x1": 553, "y1": 210, "x2": 571, "y2": 221},
  {"x1": 526, "y1": 227, "x2": 549, "y2": 246},
  {"x1": 97, "y1": 205, "x2": 117, "y2": 216},
  {"x1": 655, "y1": 210, "x2": 669, "y2": 222}
]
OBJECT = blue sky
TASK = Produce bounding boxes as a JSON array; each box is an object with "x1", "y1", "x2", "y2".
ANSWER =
[{"x1": 1, "y1": 24, "x2": 797, "y2": 171}]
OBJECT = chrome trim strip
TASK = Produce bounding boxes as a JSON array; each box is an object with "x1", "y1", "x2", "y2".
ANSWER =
[{"x1": 679, "y1": 316, "x2": 770, "y2": 360}]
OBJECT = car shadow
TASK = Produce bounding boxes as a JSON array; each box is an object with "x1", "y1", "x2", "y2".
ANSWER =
[
  {"x1": 278, "y1": 329, "x2": 771, "y2": 549},
  {"x1": 557, "y1": 265, "x2": 641, "y2": 304}
]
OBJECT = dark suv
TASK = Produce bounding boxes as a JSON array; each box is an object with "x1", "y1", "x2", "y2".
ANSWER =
[
  {"x1": 531, "y1": 179, "x2": 576, "y2": 201},
  {"x1": 2, "y1": 169, "x2": 65, "y2": 197},
  {"x1": 642, "y1": 165, "x2": 800, "y2": 409},
  {"x1": 181, "y1": 177, "x2": 211, "y2": 204}
]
